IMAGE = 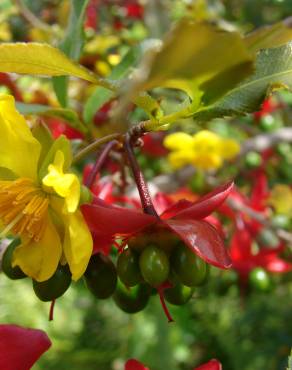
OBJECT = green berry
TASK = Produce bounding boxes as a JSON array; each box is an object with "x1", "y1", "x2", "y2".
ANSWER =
[
  {"x1": 164, "y1": 283, "x2": 194, "y2": 306},
  {"x1": 117, "y1": 248, "x2": 142, "y2": 287},
  {"x1": 249, "y1": 267, "x2": 272, "y2": 292},
  {"x1": 2, "y1": 239, "x2": 26, "y2": 280},
  {"x1": 139, "y1": 245, "x2": 169, "y2": 287},
  {"x1": 33, "y1": 265, "x2": 71, "y2": 302},
  {"x1": 171, "y1": 244, "x2": 207, "y2": 287},
  {"x1": 113, "y1": 280, "x2": 151, "y2": 313},
  {"x1": 84, "y1": 253, "x2": 117, "y2": 299}
]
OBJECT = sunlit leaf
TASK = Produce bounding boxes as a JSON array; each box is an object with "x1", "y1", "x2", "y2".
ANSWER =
[
  {"x1": 83, "y1": 47, "x2": 139, "y2": 124},
  {"x1": 0, "y1": 42, "x2": 100, "y2": 83},
  {"x1": 245, "y1": 18, "x2": 292, "y2": 53},
  {"x1": 53, "y1": 0, "x2": 90, "y2": 106},
  {"x1": 140, "y1": 20, "x2": 253, "y2": 102},
  {"x1": 192, "y1": 42, "x2": 292, "y2": 121}
]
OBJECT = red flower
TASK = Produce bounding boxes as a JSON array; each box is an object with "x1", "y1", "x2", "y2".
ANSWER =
[
  {"x1": 194, "y1": 359, "x2": 222, "y2": 370},
  {"x1": 230, "y1": 218, "x2": 292, "y2": 281},
  {"x1": 125, "y1": 359, "x2": 149, "y2": 370},
  {"x1": 46, "y1": 117, "x2": 84, "y2": 140},
  {"x1": 125, "y1": 358, "x2": 222, "y2": 370},
  {"x1": 142, "y1": 132, "x2": 168, "y2": 157},
  {"x1": 253, "y1": 97, "x2": 281, "y2": 121},
  {"x1": 0, "y1": 324, "x2": 51, "y2": 370},
  {"x1": 82, "y1": 182, "x2": 233, "y2": 269}
]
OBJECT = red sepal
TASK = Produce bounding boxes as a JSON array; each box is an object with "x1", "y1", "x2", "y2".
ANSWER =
[
  {"x1": 0, "y1": 324, "x2": 51, "y2": 370},
  {"x1": 172, "y1": 182, "x2": 233, "y2": 220},
  {"x1": 82, "y1": 201, "x2": 156, "y2": 237},
  {"x1": 165, "y1": 219, "x2": 231, "y2": 269}
]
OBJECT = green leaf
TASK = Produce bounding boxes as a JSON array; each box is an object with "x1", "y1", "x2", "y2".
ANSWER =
[
  {"x1": 0, "y1": 42, "x2": 101, "y2": 83},
  {"x1": 83, "y1": 47, "x2": 139, "y2": 124},
  {"x1": 140, "y1": 20, "x2": 253, "y2": 102},
  {"x1": 287, "y1": 349, "x2": 292, "y2": 370},
  {"x1": 192, "y1": 42, "x2": 292, "y2": 121},
  {"x1": 245, "y1": 19, "x2": 292, "y2": 53},
  {"x1": 53, "y1": 0, "x2": 89, "y2": 107},
  {"x1": 16, "y1": 102, "x2": 88, "y2": 134}
]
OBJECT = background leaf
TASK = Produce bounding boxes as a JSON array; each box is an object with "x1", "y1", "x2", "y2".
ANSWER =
[
  {"x1": 139, "y1": 20, "x2": 254, "y2": 102},
  {"x1": 16, "y1": 102, "x2": 88, "y2": 134},
  {"x1": 245, "y1": 18, "x2": 292, "y2": 53},
  {"x1": 83, "y1": 47, "x2": 139, "y2": 124},
  {"x1": 0, "y1": 42, "x2": 100, "y2": 83},
  {"x1": 53, "y1": 0, "x2": 90, "y2": 107},
  {"x1": 192, "y1": 41, "x2": 292, "y2": 121}
]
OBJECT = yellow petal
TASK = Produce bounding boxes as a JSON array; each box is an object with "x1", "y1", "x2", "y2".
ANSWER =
[
  {"x1": 164, "y1": 132, "x2": 194, "y2": 150},
  {"x1": 12, "y1": 217, "x2": 62, "y2": 282},
  {"x1": 220, "y1": 139, "x2": 240, "y2": 159},
  {"x1": 192, "y1": 153, "x2": 223, "y2": 169},
  {"x1": 192, "y1": 130, "x2": 221, "y2": 148},
  {"x1": 62, "y1": 210, "x2": 93, "y2": 281},
  {"x1": 0, "y1": 94, "x2": 41, "y2": 180},
  {"x1": 42, "y1": 150, "x2": 80, "y2": 213},
  {"x1": 167, "y1": 150, "x2": 195, "y2": 169}
]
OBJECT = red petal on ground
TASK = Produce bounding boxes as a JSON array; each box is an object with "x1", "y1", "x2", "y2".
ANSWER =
[
  {"x1": 125, "y1": 359, "x2": 149, "y2": 370},
  {"x1": 82, "y1": 202, "x2": 156, "y2": 237},
  {"x1": 172, "y1": 182, "x2": 233, "y2": 220},
  {"x1": 164, "y1": 219, "x2": 231, "y2": 269},
  {"x1": 194, "y1": 359, "x2": 222, "y2": 370},
  {"x1": 0, "y1": 324, "x2": 51, "y2": 370}
]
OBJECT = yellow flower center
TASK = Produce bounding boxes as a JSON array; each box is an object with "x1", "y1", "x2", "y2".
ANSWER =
[{"x1": 0, "y1": 178, "x2": 49, "y2": 242}]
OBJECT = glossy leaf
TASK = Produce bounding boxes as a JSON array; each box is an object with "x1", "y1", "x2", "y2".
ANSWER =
[
  {"x1": 53, "y1": 0, "x2": 89, "y2": 106},
  {"x1": 193, "y1": 42, "x2": 292, "y2": 121},
  {"x1": 245, "y1": 19, "x2": 292, "y2": 53},
  {"x1": 0, "y1": 324, "x2": 51, "y2": 370},
  {"x1": 17, "y1": 102, "x2": 88, "y2": 134},
  {"x1": 0, "y1": 42, "x2": 100, "y2": 83},
  {"x1": 83, "y1": 47, "x2": 139, "y2": 123},
  {"x1": 165, "y1": 219, "x2": 231, "y2": 269},
  {"x1": 140, "y1": 20, "x2": 253, "y2": 102}
]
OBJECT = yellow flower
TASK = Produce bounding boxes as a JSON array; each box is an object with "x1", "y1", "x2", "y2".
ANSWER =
[
  {"x1": 0, "y1": 94, "x2": 93, "y2": 282},
  {"x1": 164, "y1": 130, "x2": 240, "y2": 170},
  {"x1": 267, "y1": 184, "x2": 292, "y2": 215}
]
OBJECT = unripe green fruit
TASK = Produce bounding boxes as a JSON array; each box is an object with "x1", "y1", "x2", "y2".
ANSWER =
[
  {"x1": 164, "y1": 283, "x2": 194, "y2": 306},
  {"x1": 249, "y1": 267, "x2": 272, "y2": 292},
  {"x1": 245, "y1": 151, "x2": 262, "y2": 168},
  {"x1": 84, "y1": 253, "x2": 117, "y2": 299},
  {"x1": 113, "y1": 280, "x2": 151, "y2": 313},
  {"x1": 139, "y1": 245, "x2": 169, "y2": 287},
  {"x1": 117, "y1": 249, "x2": 142, "y2": 287},
  {"x1": 171, "y1": 244, "x2": 207, "y2": 287},
  {"x1": 2, "y1": 239, "x2": 26, "y2": 280},
  {"x1": 33, "y1": 265, "x2": 71, "y2": 302},
  {"x1": 259, "y1": 114, "x2": 277, "y2": 132}
]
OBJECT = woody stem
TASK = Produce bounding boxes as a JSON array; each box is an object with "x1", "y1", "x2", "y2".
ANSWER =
[
  {"x1": 124, "y1": 133, "x2": 158, "y2": 217},
  {"x1": 85, "y1": 140, "x2": 119, "y2": 189}
]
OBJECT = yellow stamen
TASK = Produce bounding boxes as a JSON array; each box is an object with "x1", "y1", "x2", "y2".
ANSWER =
[{"x1": 0, "y1": 178, "x2": 49, "y2": 241}]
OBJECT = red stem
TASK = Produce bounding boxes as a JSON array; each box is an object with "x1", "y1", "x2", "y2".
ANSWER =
[
  {"x1": 85, "y1": 140, "x2": 118, "y2": 189},
  {"x1": 49, "y1": 299, "x2": 56, "y2": 321},
  {"x1": 124, "y1": 133, "x2": 158, "y2": 217},
  {"x1": 158, "y1": 287, "x2": 174, "y2": 323}
]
